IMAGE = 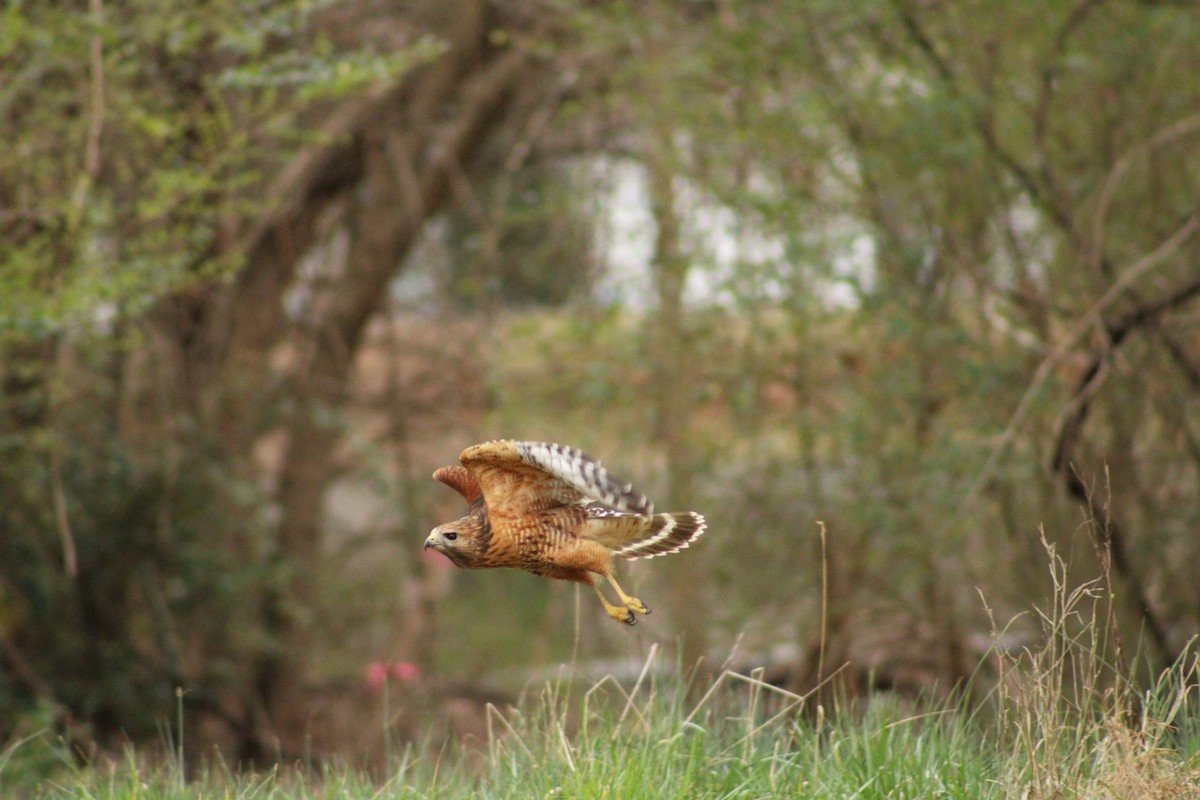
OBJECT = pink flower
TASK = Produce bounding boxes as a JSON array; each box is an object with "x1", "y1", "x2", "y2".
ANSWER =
[
  {"x1": 390, "y1": 661, "x2": 420, "y2": 681},
  {"x1": 365, "y1": 660, "x2": 421, "y2": 692},
  {"x1": 365, "y1": 661, "x2": 390, "y2": 692}
]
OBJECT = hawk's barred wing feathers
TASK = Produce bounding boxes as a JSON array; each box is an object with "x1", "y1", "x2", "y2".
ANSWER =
[
  {"x1": 428, "y1": 439, "x2": 705, "y2": 626},
  {"x1": 513, "y1": 441, "x2": 654, "y2": 515}
]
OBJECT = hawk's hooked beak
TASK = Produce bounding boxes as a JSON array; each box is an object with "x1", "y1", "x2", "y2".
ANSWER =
[{"x1": 423, "y1": 533, "x2": 436, "y2": 550}]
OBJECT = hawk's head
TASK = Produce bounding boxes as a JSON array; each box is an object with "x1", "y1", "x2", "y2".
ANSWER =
[{"x1": 424, "y1": 511, "x2": 491, "y2": 568}]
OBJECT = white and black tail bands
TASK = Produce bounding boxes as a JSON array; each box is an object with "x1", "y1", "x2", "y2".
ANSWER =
[{"x1": 612, "y1": 512, "x2": 706, "y2": 559}]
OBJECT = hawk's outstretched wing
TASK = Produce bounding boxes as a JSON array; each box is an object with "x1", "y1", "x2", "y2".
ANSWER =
[
  {"x1": 459, "y1": 440, "x2": 654, "y2": 517},
  {"x1": 427, "y1": 439, "x2": 704, "y2": 626}
]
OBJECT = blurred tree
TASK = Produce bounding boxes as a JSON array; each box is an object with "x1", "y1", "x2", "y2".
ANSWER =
[
  {"x1": 3, "y1": 0, "x2": 1200, "y2": 766},
  {"x1": 435, "y1": 161, "x2": 600, "y2": 312},
  {"x1": 560, "y1": 0, "x2": 1200, "y2": 693},
  {"x1": 0, "y1": 0, "x2": 581, "y2": 759}
]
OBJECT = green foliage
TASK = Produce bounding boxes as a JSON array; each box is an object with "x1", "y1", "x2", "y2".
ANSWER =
[
  {"x1": 433, "y1": 162, "x2": 600, "y2": 311},
  {"x1": 0, "y1": 0, "x2": 445, "y2": 759},
  {"x1": 0, "y1": 400, "x2": 276, "y2": 748},
  {"x1": 3, "y1": 0, "x2": 1200, "y2": 768},
  {"x1": 0, "y1": 0, "x2": 436, "y2": 338},
  {"x1": 220, "y1": 35, "x2": 448, "y2": 102}
]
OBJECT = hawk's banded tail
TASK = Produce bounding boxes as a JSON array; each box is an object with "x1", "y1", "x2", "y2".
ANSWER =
[{"x1": 596, "y1": 511, "x2": 705, "y2": 560}]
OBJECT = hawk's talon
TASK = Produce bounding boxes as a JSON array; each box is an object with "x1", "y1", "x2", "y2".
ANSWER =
[
  {"x1": 623, "y1": 610, "x2": 636, "y2": 625},
  {"x1": 624, "y1": 598, "x2": 649, "y2": 615}
]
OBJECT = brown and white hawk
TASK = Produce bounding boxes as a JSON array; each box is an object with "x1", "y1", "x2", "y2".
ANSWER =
[{"x1": 425, "y1": 440, "x2": 706, "y2": 625}]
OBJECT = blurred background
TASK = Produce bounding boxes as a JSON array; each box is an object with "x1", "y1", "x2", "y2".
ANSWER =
[{"x1": 2, "y1": 0, "x2": 1198, "y2": 767}]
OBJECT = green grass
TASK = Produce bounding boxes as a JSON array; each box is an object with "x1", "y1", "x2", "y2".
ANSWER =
[
  {"x1": 5, "y1": 541, "x2": 1200, "y2": 798},
  {"x1": 4, "y1": 655, "x2": 1197, "y2": 800}
]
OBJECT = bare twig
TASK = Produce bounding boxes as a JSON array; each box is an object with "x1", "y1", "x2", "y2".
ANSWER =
[
  {"x1": 85, "y1": 0, "x2": 105, "y2": 180},
  {"x1": 619, "y1": 642, "x2": 659, "y2": 724},
  {"x1": 816, "y1": 520, "x2": 828, "y2": 691},
  {"x1": 50, "y1": 439, "x2": 78, "y2": 578},
  {"x1": 1090, "y1": 112, "x2": 1200, "y2": 273},
  {"x1": 68, "y1": 0, "x2": 105, "y2": 224}
]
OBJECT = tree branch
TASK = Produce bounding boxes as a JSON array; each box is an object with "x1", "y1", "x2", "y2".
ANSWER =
[
  {"x1": 1044, "y1": 275, "x2": 1200, "y2": 667},
  {"x1": 1089, "y1": 112, "x2": 1200, "y2": 273},
  {"x1": 67, "y1": 0, "x2": 106, "y2": 230},
  {"x1": 963, "y1": 209, "x2": 1200, "y2": 509},
  {"x1": 891, "y1": 0, "x2": 1081, "y2": 240}
]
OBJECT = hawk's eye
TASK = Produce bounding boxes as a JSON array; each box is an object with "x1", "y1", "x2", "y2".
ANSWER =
[{"x1": 444, "y1": 532, "x2": 458, "y2": 541}]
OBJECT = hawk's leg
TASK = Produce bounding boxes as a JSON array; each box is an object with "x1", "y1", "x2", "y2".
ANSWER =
[
  {"x1": 588, "y1": 579, "x2": 636, "y2": 625},
  {"x1": 605, "y1": 573, "x2": 650, "y2": 617}
]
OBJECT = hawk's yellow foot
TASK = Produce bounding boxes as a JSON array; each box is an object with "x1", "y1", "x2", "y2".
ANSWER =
[
  {"x1": 591, "y1": 582, "x2": 638, "y2": 625},
  {"x1": 606, "y1": 574, "x2": 650, "y2": 616}
]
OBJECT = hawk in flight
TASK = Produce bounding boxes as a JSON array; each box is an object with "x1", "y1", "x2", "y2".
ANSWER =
[{"x1": 425, "y1": 440, "x2": 706, "y2": 625}]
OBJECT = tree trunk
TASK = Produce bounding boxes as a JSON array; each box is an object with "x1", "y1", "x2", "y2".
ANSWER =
[
  {"x1": 147, "y1": 2, "x2": 555, "y2": 757},
  {"x1": 645, "y1": 130, "x2": 710, "y2": 682}
]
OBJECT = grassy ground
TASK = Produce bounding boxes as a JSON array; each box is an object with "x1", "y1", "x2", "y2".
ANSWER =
[
  {"x1": 4, "y1": 653, "x2": 1198, "y2": 800},
  {"x1": 5, "y1": 548, "x2": 1199, "y2": 799}
]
